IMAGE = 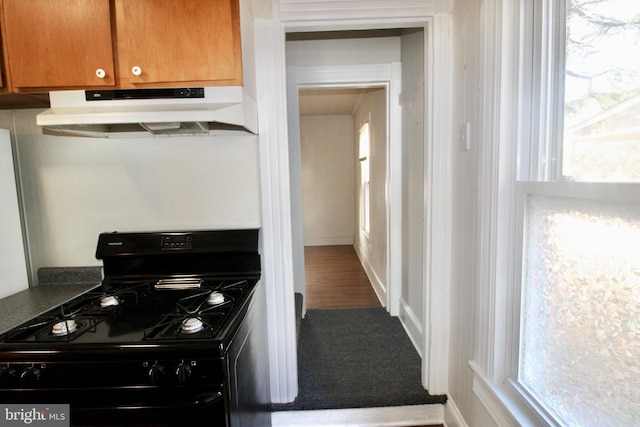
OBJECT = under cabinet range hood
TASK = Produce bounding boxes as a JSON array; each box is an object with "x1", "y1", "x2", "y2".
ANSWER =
[{"x1": 36, "y1": 87, "x2": 258, "y2": 138}]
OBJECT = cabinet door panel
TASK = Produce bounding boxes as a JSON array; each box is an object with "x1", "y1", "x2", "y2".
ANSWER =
[
  {"x1": 3, "y1": 0, "x2": 116, "y2": 90},
  {"x1": 115, "y1": 0, "x2": 242, "y2": 86}
]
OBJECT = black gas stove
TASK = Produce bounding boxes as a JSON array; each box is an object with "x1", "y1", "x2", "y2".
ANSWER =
[{"x1": 0, "y1": 229, "x2": 271, "y2": 427}]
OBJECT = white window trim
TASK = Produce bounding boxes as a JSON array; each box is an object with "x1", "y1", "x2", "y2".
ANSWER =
[
  {"x1": 470, "y1": 0, "x2": 563, "y2": 425},
  {"x1": 358, "y1": 118, "x2": 372, "y2": 239},
  {"x1": 472, "y1": 0, "x2": 640, "y2": 425}
]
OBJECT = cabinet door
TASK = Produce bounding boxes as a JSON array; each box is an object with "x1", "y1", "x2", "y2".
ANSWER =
[
  {"x1": 114, "y1": 0, "x2": 242, "y2": 87},
  {"x1": 2, "y1": 0, "x2": 116, "y2": 90}
]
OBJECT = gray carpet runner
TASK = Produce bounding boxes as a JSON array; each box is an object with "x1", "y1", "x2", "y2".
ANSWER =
[{"x1": 272, "y1": 307, "x2": 447, "y2": 411}]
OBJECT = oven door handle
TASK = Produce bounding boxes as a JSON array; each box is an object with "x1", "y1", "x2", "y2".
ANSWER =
[
  {"x1": 112, "y1": 391, "x2": 224, "y2": 411},
  {"x1": 71, "y1": 391, "x2": 226, "y2": 424}
]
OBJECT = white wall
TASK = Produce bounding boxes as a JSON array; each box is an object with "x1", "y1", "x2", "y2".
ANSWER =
[
  {"x1": 300, "y1": 115, "x2": 355, "y2": 245},
  {"x1": 399, "y1": 28, "x2": 425, "y2": 347},
  {"x1": 286, "y1": 37, "x2": 401, "y2": 66},
  {"x1": 448, "y1": 0, "x2": 501, "y2": 425},
  {"x1": 353, "y1": 87, "x2": 387, "y2": 299},
  {"x1": 0, "y1": 129, "x2": 29, "y2": 297},
  {"x1": 0, "y1": 109, "x2": 261, "y2": 283}
]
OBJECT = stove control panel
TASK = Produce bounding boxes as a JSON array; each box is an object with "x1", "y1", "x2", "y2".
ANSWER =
[
  {"x1": 143, "y1": 360, "x2": 198, "y2": 385},
  {"x1": 0, "y1": 359, "x2": 225, "y2": 389},
  {"x1": 161, "y1": 234, "x2": 193, "y2": 250},
  {"x1": 0, "y1": 363, "x2": 45, "y2": 388}
]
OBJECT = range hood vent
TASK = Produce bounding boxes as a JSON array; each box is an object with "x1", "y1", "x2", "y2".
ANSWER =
[
  {"x1": 86, "y1": 87, "x2": 206, "y2": 101},
  {"x1": 36, "y1": 86, "x2": 258, "y2": 138}
]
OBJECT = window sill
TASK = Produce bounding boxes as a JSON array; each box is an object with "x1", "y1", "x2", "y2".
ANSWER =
[{"x1": 469, "y1": 361, "x2": 553, "y2": 427}]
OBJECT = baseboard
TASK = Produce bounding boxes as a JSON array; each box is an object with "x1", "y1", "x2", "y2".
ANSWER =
[
  {"x1": 444, "y1": 395, "x2": 469, "y2": 427},
  {"x1": 398, "y1": 298, "x2": 423, "y2": 357},
  {"x1": 271, "y1": 404, "x2": 444, "y2": 427},
  {"x1": 353, "y1": 244, "x2": 386, "y2": 306},
  {"x1": 304, "y1": 237, "x2": 355, "y2": 246}
]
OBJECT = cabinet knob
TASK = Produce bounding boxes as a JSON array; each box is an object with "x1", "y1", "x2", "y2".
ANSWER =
[
  {"x1": 131, "y1": 66, "x2": 142, "y2": 76},
  {"x1": 95, "y1": 69, "x2": 106, "y2": 79}
]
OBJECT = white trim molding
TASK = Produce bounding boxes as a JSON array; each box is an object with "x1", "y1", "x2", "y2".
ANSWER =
[
  {"x1": 279, "y1": 0, "x2": 454, "y2": 32},
  {"x1": 473, "y1": 0, "x2": 521, "y2": 384},
  {"x1": 288, "y1": 62, "x2": 402, "y2": 318},
  {"x1": 254, "y1": 17, "x2": 300, "y2": 403},
  {"x1": 445, "y1": 395, "x2": 471, "y2": 427},
  {"x1": 271, "y1": 404, "x2": 444, "y2": 427},
  {"x1": 422, "y1": 12, "x2": 454, "y2": 395},
  {"x1": 399, "y1": 297, "x2": 423, "y2": 357},
  {"x1": 470, "y1": 361, "x2": 549, "y2": 427},
  {"x1": 471, "y1": 362, "x2": 519, "y2": 427},
  {"x1": 354, "y1": 242, "x2": 387, "y2": 308},
  {"x1": 295, "y1": 64, "x2": 395, "y2": 86},
  {"x1": 260, "y1": 0, "x2": 456, "y2": 404}
]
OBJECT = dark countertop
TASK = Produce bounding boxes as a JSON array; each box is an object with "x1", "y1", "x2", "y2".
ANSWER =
[{"x1": 0, "y1": 267, "x2": 101, "y2": 334}]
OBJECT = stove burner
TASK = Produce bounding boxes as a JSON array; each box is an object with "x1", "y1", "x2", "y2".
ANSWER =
[
  {"x1": 181, "y1": 317, "x2": 205, "y2": 334},
  {"x1": 100, "y1": 295, "x2": 120, "y2": 308},
  {"x1": 143, "y1": 280, "x2": 249, "y2": 340},
  {"x1": 207, "y1": 291, "x2": 225, "y2": 305},
  {"x1": 51, "y1": 320, "x2": 78, "y2": 336}
]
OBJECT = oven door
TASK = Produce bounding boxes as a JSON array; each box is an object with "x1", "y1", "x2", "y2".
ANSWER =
[{"x1": 1, "y1": 385, "x2": 228, "y2": 426}]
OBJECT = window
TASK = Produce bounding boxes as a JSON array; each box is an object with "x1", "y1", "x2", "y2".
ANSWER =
[
  {"x1": 358, "y1": 121, "x2": 371, "y2": 235},
  {"x1": 513, "y1": 1, "x2": 640, "y2": 425},
  {"x1": 561, "y1": 0, "x2": 640, "y2": 182}
]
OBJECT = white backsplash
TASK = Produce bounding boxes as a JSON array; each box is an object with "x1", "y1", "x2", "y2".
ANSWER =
[{"x1": 1, "y1": 109, "x2": 261, "y2": 285}]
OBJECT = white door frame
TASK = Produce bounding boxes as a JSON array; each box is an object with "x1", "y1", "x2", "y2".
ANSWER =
[
  {"x1": 288, "y1": 63, "x2": 402, "y2": 317},
  {"x1": 255, "y1": 2, "x2": 453, "y2": 402}
]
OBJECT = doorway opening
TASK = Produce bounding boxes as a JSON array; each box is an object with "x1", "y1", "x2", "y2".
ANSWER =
[
  {"x1": 298, "y1": 86, "x2": 388, "y2": 310},
  {"x1": 259, "y1": 11, "x2": 453, "y2": 404},
  {"x1": 286, "y1": 28, "x2": 425, "y2": 334}
]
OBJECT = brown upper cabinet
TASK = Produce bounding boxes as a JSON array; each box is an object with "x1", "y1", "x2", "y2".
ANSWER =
[
  {"x1": 114, "y1": 0, "x2": 242, "y2": 88},
  {"x1": 1, "y1": 0, "x2": 242, "y2": 92},
  {"x1": 1, "y1": 0, "x2": 116, "y2": 90}
]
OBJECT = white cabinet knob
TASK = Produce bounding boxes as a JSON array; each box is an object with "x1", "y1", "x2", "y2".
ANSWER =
[
  {"x1": 95, "y1": 68, "x2": 106, "y2": 79},
  {"x1": 131, "y1": 66, "x2": 142, "y2": 76}
]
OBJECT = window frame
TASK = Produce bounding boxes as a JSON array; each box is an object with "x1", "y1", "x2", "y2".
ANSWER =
[
  {"x1": 473, "y1": 0, "x2": 640, "y2": 425},
  {"x1": 484, "y1": 0, "x2": 640, "y2": 426},
  {"x1": 358, "y1": 119, "x2": 371, "y2": 237},
  {"x1": 511, "y1": 180, "x2": 640, "y2": 425},
  {"x1": 519, "y1": 0, "x2": 566, "y2": 183}
]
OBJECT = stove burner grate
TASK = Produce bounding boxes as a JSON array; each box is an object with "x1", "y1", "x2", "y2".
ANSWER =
[
  {"x1": 4, "y1": 315, "x2": 99, "y2": 342},
  {"x1": 69, "y1": 282, "x2": 152, "y2": 316},
  {"x1": 143, "y1": 280, "x2": 248, "y2": 340},
  {"x1": 2, "y1": 282, "x2": 152, "y2": 343},
  {"x1": 143, "y1": 312, "x2": 226, "y2": 340}
]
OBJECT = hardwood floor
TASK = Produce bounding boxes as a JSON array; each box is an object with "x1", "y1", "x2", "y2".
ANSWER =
[{"x1": 304, "y1": 245, "x2": 382, "y2": 309}]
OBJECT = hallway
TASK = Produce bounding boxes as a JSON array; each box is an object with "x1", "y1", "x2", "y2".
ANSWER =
[
  {"x1": 274, "y1": 245, "x2": 443, "y2": 427},
  {"x1": 304, "y1": 245, "x2": 382, "y2": 309}
]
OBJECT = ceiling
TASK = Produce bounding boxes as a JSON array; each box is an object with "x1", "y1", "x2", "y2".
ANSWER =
[{"x1": 298, "y1": 87, "x2": 383, "y2": 116}]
